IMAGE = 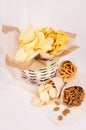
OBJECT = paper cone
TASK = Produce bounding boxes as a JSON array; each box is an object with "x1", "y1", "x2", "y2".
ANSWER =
[
  {"x1": 60, "y1": 74, "x2": 85, "y2": 107},
  {"x1": 51, "y1": 77, "x2": 65, "y2": 98}
]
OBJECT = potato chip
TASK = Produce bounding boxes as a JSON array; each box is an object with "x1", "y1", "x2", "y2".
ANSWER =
[
  {"x1": 15, "y1": 26, "x2": 70, "y2": 62},
  {"x1": 50, "y1": 43, "x2": 65, "y2": 54},
  {"x1": 34, "y1": 32, "x2": 45, "y2": 50},
  {"x1": 47, "y1": 31, "x2": 57, "y2": 39},
  {"x1": 32, "y1": 80, "x2": 58, "y2": 107},
  {"x1": 15, "y1": 48, "x2": 28, "y2": 62},
  {"x1": 23, "y1": 38, "x2": 37, "y2": 58},
  {"x1": 40, "y1": 27, "x2": 48, "y2": 34},
  {"x1": 40, "y1": 91, "x2": 50, "y2": 102},
  {"x1": 37, "y1": 85, "x2": 45, "y2": 94},
  {"x1": 49, "y1": 87, "x2": 57, "y2": 99},
  {"x1": 35, "y1": 37, "x2": 54, "y2": 53},
  {"x1": 32, "y1": 96, "x2": 41, "y2": 106},
  {"x1": 23, "y1": 38, "x2": 37, "y2": 51},
  {"x1": 56, "y1": 30, "x2": 70, "y2": 44},
  {"x1": 46, "y1": 27, "x2": 54, "y2": 34},
  {"x1": 19, "y1": 25, "x2": 36, "y2": 45}
]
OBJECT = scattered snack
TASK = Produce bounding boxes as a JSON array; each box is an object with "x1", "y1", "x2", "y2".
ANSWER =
[
  {"x1": 57, "y1": 60, "x2": 77, "y2": 82},
  {"x1": 53, "y1": 107, "x2": 60, "y2": 111},
  {"x1": 54, "y1": 100, "x2": 60, "y2": 105},
  {"x1": 63, "y1": 86, "x2": 85, "y2": 107},
  {"x1": 53, "y1": 101, "x2": 70, "y2": 121},
  {"x1": 58, "y1": 115, "x2": 63, "y2": 121},
  {"x1": 62, "y1": 108, "x2": 70, "y2": 116},
  {"x1": 32, "y1": 80, "x2": 57, "y2": 107}
]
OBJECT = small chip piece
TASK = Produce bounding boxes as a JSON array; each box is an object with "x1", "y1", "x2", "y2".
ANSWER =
[
  {"x1": 53, "y1": 107, "x2": 60, "y2": 111},
  {"x1": 49, "y1": 87, "x2": 57, "y2": 99},
  {"x1": 40, "y1": 91, "x2": 50, "y2": 102},
  {"x1": 54, "y1": 100, "x2": 60, "y2": 105},
  {"x1": 15, "y1": 48, "x2": 28, "y2": 62},
  {"x1": 62, "y1": 108, "x2": 70, "y2": 116},
  {"x1": 32, "y1": 96, "x2": 41, "y2": 106},
  {"x1": 58, "y1": 115, "x2": 63, "y2": 121}
]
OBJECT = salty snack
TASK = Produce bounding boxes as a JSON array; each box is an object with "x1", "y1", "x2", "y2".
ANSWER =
[
  {"x1": 61, "y1": 75, "x2": 85, "y2": 108},
  {"x1": 62, "y1": 108, "x2": 70, "y2": 116},
  {"x1": 1, "y1": 25, "x2": 78, "y2": 72},
  {"x1": 32, "y1": 80, "x2": 57, "y2": 107},
  {"x1": 53, "y1": 100, "x2": 70, "y2": 121},
  {"x1": 57, "y1": 60, "x2": 77, "y2": 82},
  {"x1": 58, "y1": 115, "x2": 63, "y2": 121},
  {"x1": 53, "y1": 107, "x2": 60, "y2": 111},
  {"x1": 54, "y1": 100, "x2": 60, "y2": 105},
  {"x1": 63, "y1": 86, "x2": 85, "y2": 107},
  {"x1": 32, "y1": 77, "x2": 65, "y2": 107},
  {"x1": 14, "y1": 25, "x2": 71, "y2": 62}
]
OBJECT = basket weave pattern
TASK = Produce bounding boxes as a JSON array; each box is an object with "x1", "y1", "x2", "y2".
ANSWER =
[{"x1": 21, "y1": 59, "x2": 58, "y2": 85}]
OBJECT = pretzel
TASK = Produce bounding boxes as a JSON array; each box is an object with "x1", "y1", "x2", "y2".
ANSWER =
[
  {"x1": 57, "y1": 60, "x2": 77, "y2": 82},
  {"x1": 63, "y1": 86, "x2": 85, "y2": 107}
]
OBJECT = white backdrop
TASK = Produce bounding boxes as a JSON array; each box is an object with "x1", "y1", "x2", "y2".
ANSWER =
[{"x1": 0, "y1": 0, "x2": 86, "y2": 130}]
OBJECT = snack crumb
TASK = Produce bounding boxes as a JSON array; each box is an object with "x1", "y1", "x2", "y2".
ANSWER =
[
  {"x1": 62, "y1": 108, "x2": 70, "y2": 116},
  {"x1": 58, "y1": 115, "x2": 63, "y2": 121},
  {"x1": 53, "y1": 107, "x2": 60, "y2": 111},
  {"x1": 54, "y1": 100, "x2": 60, "y2": 105}
]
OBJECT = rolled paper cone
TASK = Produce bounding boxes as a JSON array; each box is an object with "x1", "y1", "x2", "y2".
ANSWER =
[
  {"x1": 60, "y1": 74, "x2": 85, "y2": 104},
  {"x1": 51, "y1": 77, "x2": 65, "y2": 98}
]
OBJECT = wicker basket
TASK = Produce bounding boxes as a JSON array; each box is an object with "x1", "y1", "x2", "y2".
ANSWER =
[{"x1": 20, "y1": 59, "x2": 59, "y2": 85}]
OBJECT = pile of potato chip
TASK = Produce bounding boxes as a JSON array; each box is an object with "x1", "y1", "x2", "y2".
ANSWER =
[
  {"x1": 14, "y1": 25, "x2": 70, "y2": 62},
  {"x1": 32, "y1": 80, "x2": 57, "y2": 107}
]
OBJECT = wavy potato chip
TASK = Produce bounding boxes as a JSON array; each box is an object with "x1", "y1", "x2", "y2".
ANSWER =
[
  {"x1": 32, "y1": 96, "x2": 41, "y2": 106},
  {"x1": 40, "y1": 91, "x2": 50, "y2": 102},
  {"x1": 56, "y1": 30, "x2": 70, "y2": 44},
  {"x1": 36, "y1": 37, "x2": 54, "y2": 52},
  {"x1": 22, "y1": 38, "x2": 37, "y2": 58},
  {"x1": 34, "y1": 32, "x2": 45, "y2": 50},
  {"x1": 15, "y1": 48, "x2": 28, "y2": 62},
  {"x1": 19, "y1": 25, "x2": 36, "y2": 45},
  {"x1": 49, "y1": 87, "x2": 57, "y2": 99}
]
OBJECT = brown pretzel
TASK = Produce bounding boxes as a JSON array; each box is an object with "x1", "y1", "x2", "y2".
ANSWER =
[{"x1": 57, "y1": 60, "x2": 77, "y2": 82}]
